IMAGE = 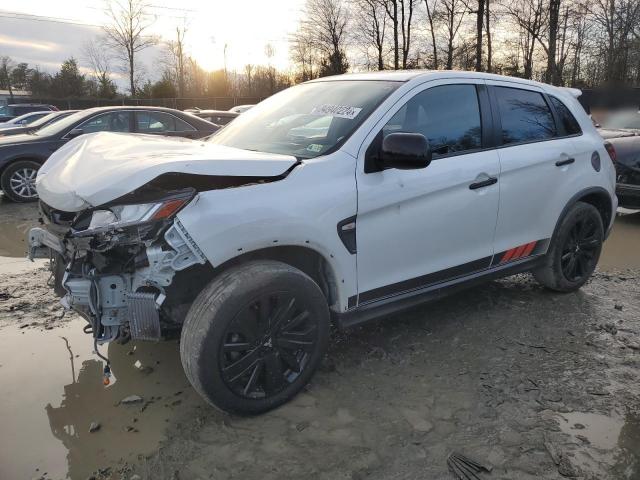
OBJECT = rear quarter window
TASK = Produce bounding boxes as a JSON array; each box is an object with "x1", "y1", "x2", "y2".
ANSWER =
[{"x1": 549, "y1": 96, "x2": 582, "y2": 135}]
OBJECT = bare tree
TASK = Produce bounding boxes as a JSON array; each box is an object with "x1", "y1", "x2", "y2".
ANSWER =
[
  {"x1": 439, "y1": 0, "x2": 467, "y2": 69},
  {"x1": 503, "y1": 0, "x2": 547, "y2": 79},
  {"x1": 424, "y1": 0, "x2": 440, "y2": 68},
  {"x1": 291, "y1": 0, "x2": 350, "y2": 77},
  {"x1": 485, "y1": 0, "x2": 492, "y2": 72},
  {"x1": 353, "y1": 0, "x2": 388, "y2": 70},
  {"x1": 381, "y1": 0, "x2": 417, "y2": 69},
  {"x1": 103, "y1": 0, "x2": 157, "y2": 96},
  {"x1": 162, "y1": 25, "x2": 188, "y2": 97},
  {"x1": 0, "y1": 56, "x2": 15, "y2": 100},
  {"x1": 82, "y1": 37, "x2": 117, "y2": 97}
]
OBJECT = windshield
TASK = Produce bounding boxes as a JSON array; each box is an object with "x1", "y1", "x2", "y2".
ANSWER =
[
  {"x1": 603, "y1": 111, "x2": 640, "y2": 129},
  {"x1": 35, "y1": 110, "x2": 90, "y2": 136},
  {"x1": 209, "y1": 80, "x2": 400, "y2": 158}
]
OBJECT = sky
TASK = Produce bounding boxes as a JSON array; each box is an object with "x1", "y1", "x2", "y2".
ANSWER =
[{"x1": 0, "y1": 0, "x2": 304, "y2": 87}]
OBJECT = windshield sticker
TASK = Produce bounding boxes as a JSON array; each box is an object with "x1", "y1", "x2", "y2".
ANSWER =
[
  {"x1": 306, "y1": 144, "x2": 324, "y2": 153},
  {"x1": 311, "y1": 104, "x2": 362, "y2": 119}
]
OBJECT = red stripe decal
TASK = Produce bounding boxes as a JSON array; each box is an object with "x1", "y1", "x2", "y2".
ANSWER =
[
  {"x1": 521, "y1": 241, "x2": 537, "y2": 257},
  {"x1": 501, "y1": 248, "x2": 517, "y2": 263},
  {"x1": 512, "y1": 244, "x2": 527, "y2": 260}
]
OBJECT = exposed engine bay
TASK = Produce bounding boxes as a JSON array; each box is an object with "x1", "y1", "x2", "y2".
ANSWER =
[{"x1": 28, "y1": 188, "x2": 206, "y2": 345}]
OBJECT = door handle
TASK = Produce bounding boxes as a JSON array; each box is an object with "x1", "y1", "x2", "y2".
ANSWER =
[
  {"x1": 469, "y1": 177, "x2": 498, "y2": 190},
  {"x1": 555, "y1": 158, "x2": 575, "y2": 167}
]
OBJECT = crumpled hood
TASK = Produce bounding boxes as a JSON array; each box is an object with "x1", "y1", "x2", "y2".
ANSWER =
[{"x1": 36, "y1": 132, "x2": 298, "y2": 211}]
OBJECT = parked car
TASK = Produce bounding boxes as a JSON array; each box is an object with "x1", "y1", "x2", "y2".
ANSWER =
[
  {"x1": 0, "y1": 103, "x2": 58, "y2": 122},
  {"x1": 229, "y1": 104, "x2": 254, "y2": 114},
  {"x1": 189, "y1": 109, "x2": 239, "y2": 126},
  {"x1": 29, "y1": 71, "x2": 616, "y2": 414},
  {"x1": 596, "y1": 110, "x2": 640, "y2": 208},
  {"x1": 0, "y1": 106, "x2": 219, "y2": 202},
  {"x1": 0, "y1": 111, "x2": 52, "y2": 129},
  {"x1": 0, "y1": 110, "x2": 79, "y2": 137}
]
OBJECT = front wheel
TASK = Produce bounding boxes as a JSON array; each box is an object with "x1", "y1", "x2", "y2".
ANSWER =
[
  {"x1": 1, "y1": 160, "x2": 41, "y2": 202},
  {"x1": 180, "y1": 260, "x2": 330, "y2": 415},
  {"x1": 533, "y1": 201, "x2": 604, "y2": 292}
]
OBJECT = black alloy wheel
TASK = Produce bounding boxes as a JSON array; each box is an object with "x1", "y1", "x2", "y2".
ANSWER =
[
  {"x1": 560, "y1": 215, "x2": 601, "y2": 282},
  {"x1": 532, "y1": 201, "x2": 604, "y2": 292},
  {"x1": 220, "y1": 292, "x2": 318, "y2": 398}
]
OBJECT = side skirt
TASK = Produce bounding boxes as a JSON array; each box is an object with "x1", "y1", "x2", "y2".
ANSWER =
[{"x1": 335, "y1": 255, "x2": 546, "y2": 330}]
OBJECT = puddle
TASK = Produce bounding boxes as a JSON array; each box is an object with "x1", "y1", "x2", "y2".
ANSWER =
[
  {"x1": 557, "y1": 412, "x2": 626, "y2": 449},
  {"x1": 556, "y1": 411, "x2": 640, "y2": 478},
  {"x1": 0, "y1": 200, "x2": 38, "y2": 258},
  {"x1": 0, "y1": 319, "x2": 203, "y2": 480},
  {"x1": 600, "y1": 211, "x2": 640, "y2": 270}
]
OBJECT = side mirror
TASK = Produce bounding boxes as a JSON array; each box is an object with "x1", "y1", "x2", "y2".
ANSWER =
[
  {"x1": 380, "y1": 132, "x2": 432, "y2": 170},
  {"x1": 66, "y1": 128, "x2": 84, "y2": 139}
]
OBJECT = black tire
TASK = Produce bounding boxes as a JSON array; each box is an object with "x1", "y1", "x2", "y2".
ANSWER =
[
  {"x1": 180, "y1": 260, "x2": 330, "y2": 415},
  {"x1": 533, "y1": 201, "x2": 604, "y2": 292},
  {"x1": 0, "y1": 160, "x2": 40, "y2": 202}
]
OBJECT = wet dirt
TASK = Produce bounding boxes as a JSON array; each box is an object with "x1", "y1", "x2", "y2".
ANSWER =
[{"x1": 1, "y1": 201, "x2": 640, "y2": 479}]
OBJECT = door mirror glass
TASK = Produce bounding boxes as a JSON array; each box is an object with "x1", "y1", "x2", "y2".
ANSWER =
[
  {"x1": 380, "y1": 132, "x2": 432, "y2": 170},
  {"x1": 66, "y1": 128, "x2": 84, "y2": 139}
]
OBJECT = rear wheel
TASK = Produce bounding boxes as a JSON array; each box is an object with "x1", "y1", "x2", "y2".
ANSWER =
[
  {"x1": 1, "y1": 160, "x2": 40, "y2": 202},
  {"x1": 533, "y1": 201, "x2": 603, "y2": 292},
  {"x1": 180, "y1": 260, "x2": 330, "y2": 414}
]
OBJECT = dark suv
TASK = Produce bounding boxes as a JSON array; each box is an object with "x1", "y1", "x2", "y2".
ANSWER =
[{"x1": 0, "y1": 104, "x2": 58, "y2": 122}]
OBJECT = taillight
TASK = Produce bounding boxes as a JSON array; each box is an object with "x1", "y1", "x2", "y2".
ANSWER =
[{"x1": 604, "y1": 142, "x2": 616, "y2": 163}]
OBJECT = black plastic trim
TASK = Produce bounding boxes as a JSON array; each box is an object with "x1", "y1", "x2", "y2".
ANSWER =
[
  {"x1": 359, "y1": 255, "x2": 492, "y2": 304},
  {"x1": 554, "y1": 186, "x2": 614, "y2": 240},
  {"x1": 336, "y1": 255, "x2": 545, "y2": 330},
  {"x1": 337, "y1": 216, "x2": 357, "y2": 254}
]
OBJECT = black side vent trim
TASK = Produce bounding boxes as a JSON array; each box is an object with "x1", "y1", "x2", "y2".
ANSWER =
[{"x1": 337, "y1": 216, "x2": 357, "y2": 254}]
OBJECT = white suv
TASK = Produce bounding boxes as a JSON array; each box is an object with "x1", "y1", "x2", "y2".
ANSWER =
[{"x1": 29, "y1": 71, "x2": 617, "y2": 414}]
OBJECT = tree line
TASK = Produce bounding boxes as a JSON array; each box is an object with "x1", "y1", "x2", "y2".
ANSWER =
[
  {"x1": 2, "y1": 0, "x2": 640, "y2": 103},
  {"x1": 293, "y1": 0, "x2": 640, "y2": 87}
]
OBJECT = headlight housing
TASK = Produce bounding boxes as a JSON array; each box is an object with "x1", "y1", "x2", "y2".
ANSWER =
[{"x1": 72, "y1": 190, "x2": 194, "y2": 237}]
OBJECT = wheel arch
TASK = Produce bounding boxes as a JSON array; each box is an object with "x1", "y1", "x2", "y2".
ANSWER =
[
  {"x1": 168, "y1": 245, "x2": 340, "y2": 316},
  {"x1": 553, "y1": 187, "x2": 613, "y2": 240},
  {"x1": 0, "y1": 156, "x2": 45, "y2": 178}
]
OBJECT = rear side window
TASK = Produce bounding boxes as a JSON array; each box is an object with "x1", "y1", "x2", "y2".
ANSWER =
[
  {"x1": 549, "y1": 96, "x2": 581, "y2": 135},
  {"x1": 136, "y1": 111, "x2": 196, "y2": 133},
  {"x1": 382, "y1": 84, "x2": 482, "y2": 158},
  {"x1": 494, "y1": 87, "x2": 556, "y2": 145}
]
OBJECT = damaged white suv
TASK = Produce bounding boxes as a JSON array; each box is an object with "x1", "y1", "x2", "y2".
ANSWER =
[{"x1": 29, "y1": 71, "x2": 617, "y2": 414}]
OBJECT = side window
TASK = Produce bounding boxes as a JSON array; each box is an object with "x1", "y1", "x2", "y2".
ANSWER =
[
  {"x1": 550, "y1": 96, "x2": 582, "y2": 136},
  {"x1": 136, "y1": 111, "x2": 195, "y2": 133},
  {"x1": 81, "y1": 112, "x2": 130, "y2": 133},
  {"x1": 494, "y1": 87, "x2": 556, "y2": 144},
  {"x1": 381, "y1": 84, "x2": 482, "y2": 158}
]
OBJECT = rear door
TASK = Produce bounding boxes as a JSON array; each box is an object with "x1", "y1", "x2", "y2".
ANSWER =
[{"x1": 487, "y1": 82, "x2": 578, "y2": 262}]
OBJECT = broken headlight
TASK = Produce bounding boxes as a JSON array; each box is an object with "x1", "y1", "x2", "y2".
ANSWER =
[{"x1": 72, "y1": 190, "x2": 194, "y2": 238}]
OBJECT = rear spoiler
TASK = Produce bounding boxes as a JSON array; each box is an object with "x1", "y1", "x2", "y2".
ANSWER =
[{"x1": 561, "y1": 87, "x2": 582, "y2": 98}]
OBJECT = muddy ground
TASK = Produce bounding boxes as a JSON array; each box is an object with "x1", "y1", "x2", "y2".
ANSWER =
[{"x1": 1, "y1": 199, "x2": 639, "y2": 480}]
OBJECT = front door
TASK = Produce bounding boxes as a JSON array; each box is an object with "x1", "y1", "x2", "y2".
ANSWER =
[{"x1": 355, "y1": 80, "x2": 500, "y2": 305}]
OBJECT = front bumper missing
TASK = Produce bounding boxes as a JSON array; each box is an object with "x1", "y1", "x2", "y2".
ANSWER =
[{"x1": 28, "y1": 220, "x2": 206, "y2": 343}]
